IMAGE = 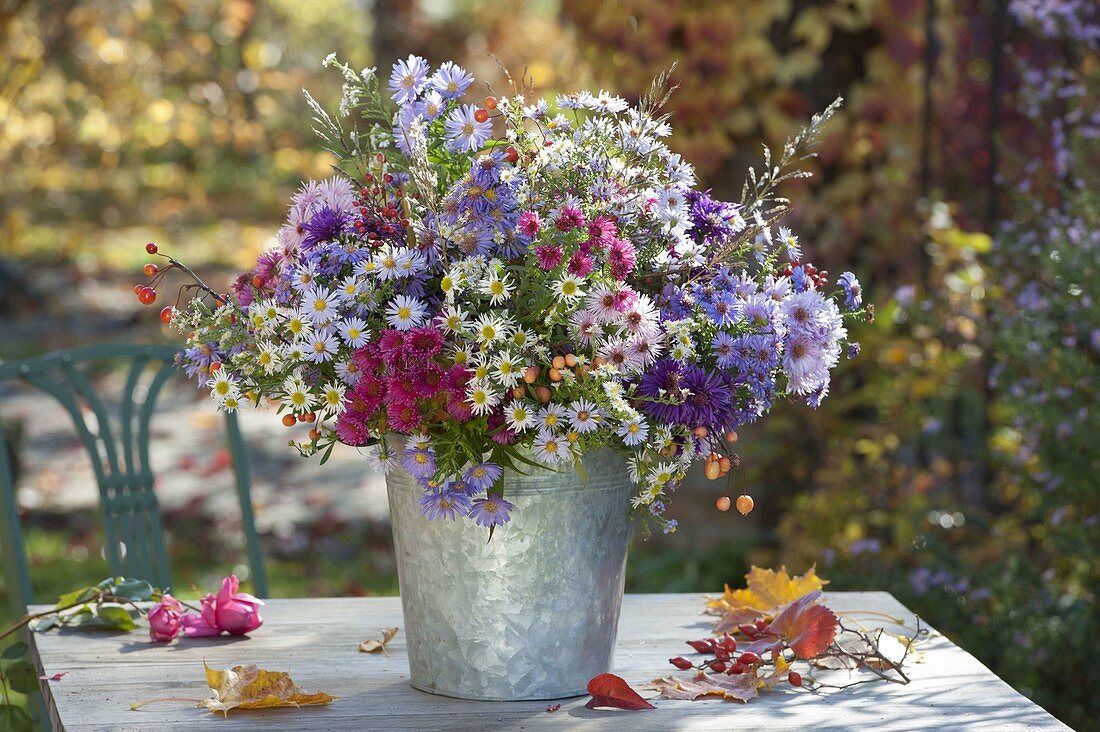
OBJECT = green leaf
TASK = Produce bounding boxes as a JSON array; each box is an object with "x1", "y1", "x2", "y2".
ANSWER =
[
  {"x1": 111, "y1": 578, "x2": 154, "y2": 602},
  {"x1": 54, "y1": 586, "x2": 95, "y2": 610},
  {"x1": 96, "y1": 605, "x2": 137, "y2": 631},
  {"x1": 1, "y1": 642, "x2": 27, "y2": 661},
  {"x1": 0, "y1": 704, "x2": 34, "y2": 732},
  {"x1": 6, "y1": 660, "x2": 39, "y2": 694}
]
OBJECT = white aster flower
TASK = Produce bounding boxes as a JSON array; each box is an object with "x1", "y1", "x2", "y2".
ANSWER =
[
  {"x1": 385, "y1": 295, "x2": 426, "y2": 331},
  {"x1": 320, "y1": 381, "x2": 347, "y2": 416},
  {"x1": 335, "y1": 358, "x2": 362, "y2": 386},
  {"x1": 617, "y1": 416, "x2": 649, "y2": 446},
  {"x1": 472, "y1": 314, "x2": 507, "y2": 345},
  {"x1": 303, "y1": 286, "x2": 340, "y2": 325},
  {"x1": 307, "y1": 330, "x2": 339, "y2": 363},
  {"x1": 336, "y1": 276, "x2": 362, "y2": 303},
  {"x1": 533, "y1": 430, "x2": 568, "y2": 464},
  {"x1": 493, "y1": 352, "x2": 522, "y2": 387},
  {"x1": 554, "y1": 274, "x2": 584, "y2": 302},
  {"x1": 481, "y1": 274, "x2": 514, "y2": 305},
  {"x1": 436, "y1": 305, "x2": 471, "y2": 335},
  {"x1": 567, "y1": 399, "x2": 602, "y2": 433},
  {"x1": 291, "y1": 262, "x2": 319, "y2": 292},
  {"x1": 337, "y1": 317, "x2": 369, "y2": 347},
  {"x1": 206, "y1": 369, "x2": 239, "y2": 402},
  {"x1": 504, "y1": 401, "x2": 536, "y2": 433},
  {"x1": 256, "y1": 342, "x2": 282, "y2": 375},
  {"x1": 466, "y1": 379, "x2": 501, "y2": 416},
  {"x1": 536, "y1": 404, "x2": 567, "y2": 433},
  {"x1": 283, "y1": 307, "x2": 313, "y2": 339}
]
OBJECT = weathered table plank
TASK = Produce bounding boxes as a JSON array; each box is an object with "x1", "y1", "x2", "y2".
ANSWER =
[{"x1": 28, "y1": 592, "x2": 1068, "y2": 730}]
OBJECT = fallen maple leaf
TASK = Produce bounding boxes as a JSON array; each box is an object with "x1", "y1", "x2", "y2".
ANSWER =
[
  {"x1": 646, "y1": 671, "x2": 759, "y2": 703},
  {"x1": 200, "y1": 660, "x2": 335, "y2": 717},
  {"x1": 359, "y1": 627, "x2": 399, "y2": 655},
  {"x1": 706, "y1": 566, "x2": 827, "y2": 631},
  {"x1": 39, "y1": 672, "x2": 67, "y2": 681},
  {"x1": 584, "y1": 673, "x2": 655, "y2": 710},
  {"x1": 546, "y1": 703, "x2": 561, "y2": 713},
  {"x1": 769, "y1": 591, "x2": 838, "y2": 659}
]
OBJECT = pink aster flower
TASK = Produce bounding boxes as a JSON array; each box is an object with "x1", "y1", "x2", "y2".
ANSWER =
[
  {"x1": 406, "y1": 326, "x2": 444, "y2": 359},
  {"x1": 608, "y1": 237, "x2": 637, "y2": 280},
  {"x1": 387, "y1": 398, "x2": 422, "y2": 432},
  {"x1": 518, "y1": 210, "x2": 541, "y2": 238},
  {"x1": 555, "y1": 205, "x2": 585, "y2": 231},
  {"x1": 335, "y1": 409, "x2": 372, "y2": 446},
  {"x1": 535, "y1": 244, "x2": 564, "y2": 270},
  {"x1": 613, "y1": 285, "x2": 639, "y2": 312},
  {"x1": 567, "y1": 252, "x2": 594, "y2": 276},
  {"x1": 585, "y1": 215, "x2": 617, "y2": 249}
]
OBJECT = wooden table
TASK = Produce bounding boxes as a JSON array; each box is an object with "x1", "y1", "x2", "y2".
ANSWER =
[{"x1": 28, "y1": 592, "x2": 1068, "y2": 730}]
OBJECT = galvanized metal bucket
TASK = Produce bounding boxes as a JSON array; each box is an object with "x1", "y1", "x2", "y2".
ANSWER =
[{"x1": 386, "y1": 444, "x2": 634, "y2": 700}]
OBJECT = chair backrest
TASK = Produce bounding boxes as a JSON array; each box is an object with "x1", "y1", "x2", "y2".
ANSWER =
[{"x1": 0, "y1": 344, "x2": 267, "y2": 616}]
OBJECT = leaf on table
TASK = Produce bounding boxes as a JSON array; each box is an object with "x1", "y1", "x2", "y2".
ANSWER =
[
  {"x1": 200, "y1": 660, "x2": 335, "y2": 717},
  {"x1": 705, "y1": 566, "x2": 827, "y2": 631},
  {"x1": 769, "y1": 590, "x2": 838, "y2": 659},
  {"x1": 359, "y1": 626, "x2": 399, "y2": 654},
  {"x1": 39, "y1": 672, "x2": 68, "y2": 682},
  {"x1": 646, "y1": 671, "x2": 759, "y2": 703},
  {"x1": 584, "y1": 673, "x2": 656, "y2": 710}
]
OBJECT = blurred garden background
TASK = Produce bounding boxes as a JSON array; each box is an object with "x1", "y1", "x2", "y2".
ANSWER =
[{"x1": 0, "y1": 0, "x2": 1096, "y2": 728}]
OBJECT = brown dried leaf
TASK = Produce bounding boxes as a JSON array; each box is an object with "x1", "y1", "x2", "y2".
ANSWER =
[
  {"x1": 359, "y1": 626, "x2": 399, "y2": 654},
  {"x1": 646, "y1": 671, "x2": 759, "y2": 703},
  {"x1": 200, "y1": 661, "x2": 334, "y2": 717}
]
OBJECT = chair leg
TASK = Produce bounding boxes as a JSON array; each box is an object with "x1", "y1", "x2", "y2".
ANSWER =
[{"x1": 0, "y1": 426, "x2": 33, "y2": 618}]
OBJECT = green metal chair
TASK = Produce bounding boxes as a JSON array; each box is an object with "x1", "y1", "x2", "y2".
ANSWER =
[{"x1": 0, "y1": 344, "x2": 268, "y2": 617}]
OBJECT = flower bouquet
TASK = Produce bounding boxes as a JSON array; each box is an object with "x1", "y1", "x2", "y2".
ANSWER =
[{"x1": 143, "y1": 54, "x2": 865, "y2": 699}]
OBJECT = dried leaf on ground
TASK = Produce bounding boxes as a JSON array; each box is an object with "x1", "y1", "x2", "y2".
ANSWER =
[
  {"x1": 646, "y1": 671, "x2": 759, "y2": 703},
  {"x1": 359, "y1": 626, "x2": 399, "y2": 654},
  {"x1": 200, "y1": 660, "x2": 335, "y2": 717},
  {"x1": 585, "y1": 673, "x2": 656, "y2": 710},
  {"x1": 769, "y1": 590, "x2": 838, "y2": 659},
  {"x1": 705, "y1": 566, "x2": 827, "y2": 631}
]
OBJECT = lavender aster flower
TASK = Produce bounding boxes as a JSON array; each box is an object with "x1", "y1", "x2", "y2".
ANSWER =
[
  {"x1": 402, "y1": 444, "x2": 436, "y2": 479},
  {"x1": 389, "y1": 55, "x2": 430, "y2": 105},
  {"x1": 419, "y1": 488, "x2": 473, "y2": 521},
  {"x1": 429, "y1": 61, "x2": 474, "y2": 100},
  {"x1": 468, "y1": 495, "x2": 514, "y2": 528},
  {"x1": 464, "y1": 462, "x2": 503, "y2": 492},
  {"x1": 838, "y1": 271, "x2": 863, "y2": 309},
  {"x1": 445, "y1": 104, "x2": 492, "y2": 152},
  {"x1": 301, "y1": 208, "x2": 347, "y2": 250}
]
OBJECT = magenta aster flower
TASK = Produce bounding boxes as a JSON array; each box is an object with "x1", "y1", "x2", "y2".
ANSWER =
[
  {"x1": 535, "y1": 244, "x2": 564, "y2": 270},
  {"x1": 387, "y1": 399, "x2": 422, "y2": 432},
  {"x1": 518, "y1": 210, "x2": 541, "y2": 238},
  {"x1": 554, "y1": 205, "x2": 585, "y2": 231},
  {"x1": 407, "y1": 326, "x2": 445, "y2": 359},
  {"x1": 567, "y1": 252, "x2": 594, "y2": 276},
  {"x1": 608, "y1": 237, "x2": 637, "y2": 280},
  {"x1": 468, "y1": 495, "x2": 515, "y2": 528}
]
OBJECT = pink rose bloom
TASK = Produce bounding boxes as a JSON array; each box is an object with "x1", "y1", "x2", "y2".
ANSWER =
[
  {"x1": 182, "y1": 575, "x2": 264, "y2": 637},
  {"x1": 148, "y1": 595, "x2": 184, "y2": 642}
]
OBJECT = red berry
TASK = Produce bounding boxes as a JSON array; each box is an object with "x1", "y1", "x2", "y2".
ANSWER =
[
  {"x1": 669, "y1": 656, "x2": 693, "y2": 670},
  {"x1": 159, "y1": 306, "x2": 173, "y2": 324},
  {"x1": 308, "y1": 428, "x2": 321, "y2": 441},
  {"x1": 303, "y1": 412, "x2": 317, "y2": 423},
  {"x1": 754, "y1": 619, "x2": 769, "y2": 630},
  {"x1": 281, "y1": 414, "x2": 297, "y2": 427},
  {"x1": 143, "y1": 263, "x2": 158, "y2": 277},
  {"x1": 728, "y1": 662, "x2": 747, "y2": 675},
  {"x1": 709, "y1": 660, "x2": 727, "y2": 673},
  {"x1": 484, "y1": 96, "x2": 498, "y2": 110},
  {"x1": 133, "y1": 284, "x2": 144, "y2": 295},
  {"x1": 714, "y1": 648, "x2": 730, "y2": 661},
  {"x1": 138, "y1": 287, "x2": 157, "y2": 305},
  {"x1": 788, "y1": 671, "x2": 803, "y2": 687},
  {"x1": 145, "y1": 242, "x2": 158, "y2": 254},
  {"x1": 719, "y1": 634, "x2": 738, "y2": 652},
  {"x1": 686, "y1": 639, "x2": 714, "y2": 654},
  {"x1": 473, "y1": 108, "x2": 489, "y2": 123},
  {"x1": 209, "y1": 362, "x2": 222, "y2": 373},
  {"x1": 738, "y1": 652, "x2": 761, "y2": 666},
  {"x1": 738, "y1": 624, "x2": 758, "y2": 637},
  {"x1": 505, "y1": 146, "x2": 519, "y2": 163}
]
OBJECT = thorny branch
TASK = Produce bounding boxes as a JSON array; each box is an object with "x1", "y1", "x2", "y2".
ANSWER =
[{"x1": 810, "y1": 618, "x2": 926, "y2": 691}]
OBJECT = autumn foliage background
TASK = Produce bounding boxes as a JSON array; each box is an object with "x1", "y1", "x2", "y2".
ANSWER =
[{"x1": 0, "y1": 1, "x2": 1097, "y2": 729}]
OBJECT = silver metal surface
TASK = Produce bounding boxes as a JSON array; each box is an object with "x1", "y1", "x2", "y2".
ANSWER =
[{"x1": 386, "y1": 444, "x2": 634, "y2": 701}]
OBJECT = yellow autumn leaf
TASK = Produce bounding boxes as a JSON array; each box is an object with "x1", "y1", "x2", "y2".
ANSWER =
[
  {"x1": 200, "y1": 660, "x2": 335, "y2": 717},
  {"x1": 705, "y1": 566, "x2": 827, "y2": 631}
]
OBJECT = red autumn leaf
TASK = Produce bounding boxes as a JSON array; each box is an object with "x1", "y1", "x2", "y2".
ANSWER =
[
  {"x1": 39, "y1": 672, "x2": 67, "y2": 681},
  {"x1": 546, "y1": 703, "x2": 561, "y2": 713},
  {"x1": 769, "y1": 590, "x2": 838, "y2": 659},
  {"x1": 584, "y1": 673, "x2": 656, "y2": 711}
]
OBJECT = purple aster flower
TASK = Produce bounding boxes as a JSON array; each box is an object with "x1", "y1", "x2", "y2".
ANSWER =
[
  {"x1": 662, "y1": 519, "x2": 678, "y2": 535},
  {"x1": 847, "y1": 342, "x2": 861, "y2": 359},
  {"x1": 444, "y1": 104, "x2": 492, "y2": 153},
  {"x1": 838, "y1": 271, "x2": 863, "y2": 309},
  {"x1": 419, "y1": 488, "x2": 473, "y2": 521},
  {"x1": 468, "y1": 495, "x2": 515, "y2": 528},
  {"x1": 712, "y1": 332, "x2": 737, "y2": 369},
  {"x1": 680, "y1": 365, "x2": 734, "y2": 430},
  {"x1": 301, "y1": 207, "x2": 347, "y2": 250},
  {"x1": 389, "y1": 54, "x2": 430, "y2": 105},
  {"x1": 464, "y1": 462, "x2": 503, "y2": 492},
  {"x1": 636, "y1": 358, "x2": 687, "y2": 425},
  {"x1": 702, "y1": 291, "x2": 739, "y2": 327},
  {"x1": 686, "y1": 189, "x2": 743, "y2": 246},
  {"x1": 402, "y1": 444, "x2": 436, "y2": 479},
  {"x1": 429, "y1": 61, "x2": 474, "y2": 100}
]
